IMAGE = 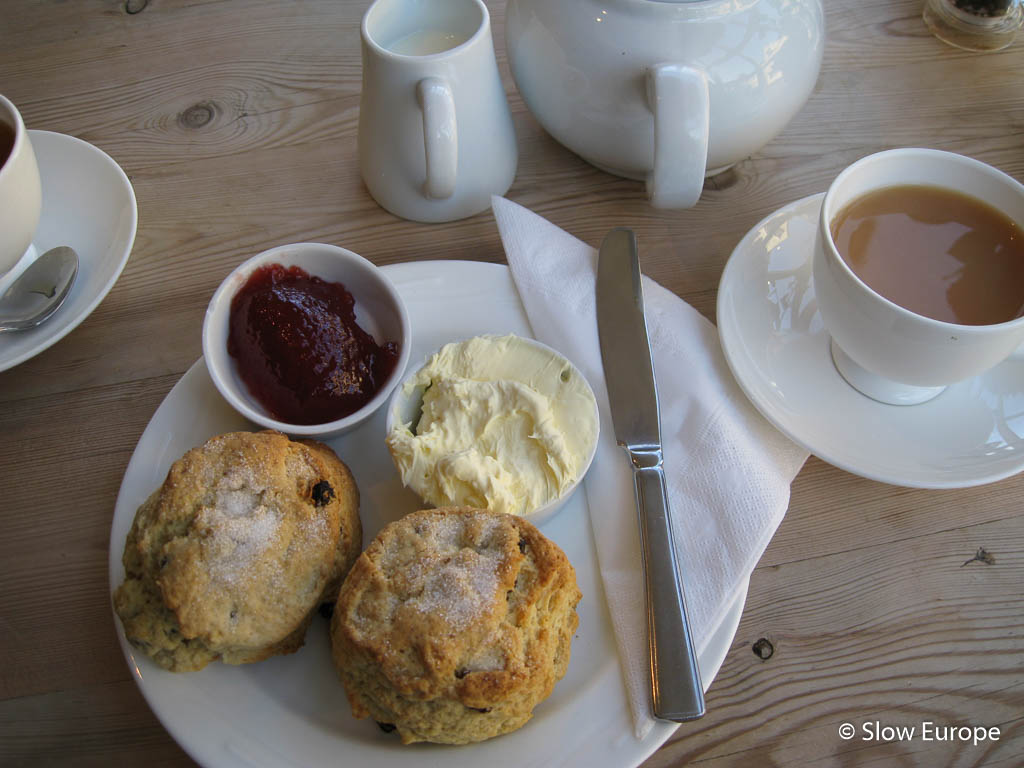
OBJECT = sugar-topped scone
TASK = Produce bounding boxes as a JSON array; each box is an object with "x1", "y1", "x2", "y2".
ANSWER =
[
  {"x1": 330, "y1": 506, "x2": 581, "y2": 744},
  {"x1": 113, "y1": 430, "x2": 361, "y2": 672}
]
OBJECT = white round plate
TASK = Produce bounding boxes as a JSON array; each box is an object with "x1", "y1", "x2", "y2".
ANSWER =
[
  {"x1": 0, "y1": 130, "x2": 137, "y2": 372},
  {"x1": 110, "y1": 260, "x2": 747, "y2": 768},
  {"x1": 717, "y1": 193, "x2": 1024, "y2": 489}
]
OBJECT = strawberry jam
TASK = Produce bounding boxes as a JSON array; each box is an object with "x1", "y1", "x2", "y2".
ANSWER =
[{"x1": 227, "y1": 263, "x2": 400, "y2": 425}]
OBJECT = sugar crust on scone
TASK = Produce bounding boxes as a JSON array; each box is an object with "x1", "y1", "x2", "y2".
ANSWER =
[
  {"x1": 330, "y1": 506, "x2": 581, "y2": 745},
  {"x1": 114, "y1": 430, "x2": 361, "y2": 672}
]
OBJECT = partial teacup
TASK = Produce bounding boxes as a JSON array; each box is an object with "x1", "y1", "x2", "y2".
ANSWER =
[
  {"x1": 0, "y1": 94, "x2": 42, "y2": 288},
  {"x1": 812, "y1": 148, "x2": 1024, "y2": 405}
]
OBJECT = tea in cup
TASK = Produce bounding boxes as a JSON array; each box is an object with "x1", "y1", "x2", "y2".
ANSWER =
[
  {"x1": 812, "y1": 148, "x2": 1024, "y2": 405},
  {"x1": 0, "y1": 94, "x2": 43, "y2": 288},
  {"x1": 358, "y1": 0, "x2": 517, "y2": 223}
]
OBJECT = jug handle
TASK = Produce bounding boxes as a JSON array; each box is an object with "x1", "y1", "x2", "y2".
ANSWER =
[
  {"x1": 645, "y1": 64, "x2": 709, "y2": 209},
  {"x1": 417, "y1": 77, "x2": 458, "y2": 200}
]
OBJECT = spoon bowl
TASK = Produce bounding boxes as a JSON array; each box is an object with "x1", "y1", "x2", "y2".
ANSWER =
[{"x1": 0, "y1": 246, "x2": 79, "y2": 332}]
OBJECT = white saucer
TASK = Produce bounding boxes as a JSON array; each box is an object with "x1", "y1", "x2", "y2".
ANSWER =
[
  {"x1": 0, "y1": 130, "x2": 137, "y2": 372},
  {"x1": 717, "y1": 193, "x2": 1024, "y2": 489}
]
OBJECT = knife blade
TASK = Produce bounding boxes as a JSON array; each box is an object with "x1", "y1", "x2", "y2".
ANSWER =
[{"x1": 596, "y1": 227, "x2": 705, "y2": 722}]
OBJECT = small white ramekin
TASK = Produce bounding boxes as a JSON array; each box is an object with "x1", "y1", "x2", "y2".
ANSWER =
[{"x1": 203, "y1": 242, "x2": 411, "y2": 439}]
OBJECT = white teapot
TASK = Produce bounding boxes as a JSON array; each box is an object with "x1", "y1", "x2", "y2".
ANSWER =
[{"x1": 505, "y1": 0, "x2": 825, "y2": 208}]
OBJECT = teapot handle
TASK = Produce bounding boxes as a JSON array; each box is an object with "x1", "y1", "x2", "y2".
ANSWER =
[
  {"x1": 645, "y1": 64, "x2": 709, "y2": 209},
  {"x1": 417, "y1": 77, "x2": 458, "y2": 200}
]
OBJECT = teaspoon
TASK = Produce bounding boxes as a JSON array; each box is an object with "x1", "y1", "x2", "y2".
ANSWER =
[{"x1": 0, "y1": 246, "x2": 79, "y2": 332}]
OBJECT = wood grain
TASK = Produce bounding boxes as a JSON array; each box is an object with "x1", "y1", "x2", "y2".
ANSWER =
[{"x1": 1, "y1": 0, "x2": 1022, "y2": 766}]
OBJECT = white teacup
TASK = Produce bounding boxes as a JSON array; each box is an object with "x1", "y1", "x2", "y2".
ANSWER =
[
  {"x1": 358, "y1": 0, "x2": 518, "y2": 223},
  {"x1": 0, "y1": 94, "x2": 43, "y2": 289},
  {"x1": 812, "y1": 148, "x2": 1024, "y2": 405}
]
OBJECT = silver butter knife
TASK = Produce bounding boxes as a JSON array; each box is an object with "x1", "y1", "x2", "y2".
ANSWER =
[{"x1": 596, "y1": 227, "x2": 705, "y2": 722}]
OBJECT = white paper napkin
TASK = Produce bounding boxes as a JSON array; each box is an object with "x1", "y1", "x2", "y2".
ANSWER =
[{"x1": 491, "y1": 196, "x2": 809, "y2": 740}]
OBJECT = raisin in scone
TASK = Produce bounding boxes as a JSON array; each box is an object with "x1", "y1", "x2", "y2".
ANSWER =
[
  {"x1": 113, "y1": 430, "x2": 361, "y2": 672},
  {"x1": 330, "y1": 506, "x2": 581, "y2": 745}
]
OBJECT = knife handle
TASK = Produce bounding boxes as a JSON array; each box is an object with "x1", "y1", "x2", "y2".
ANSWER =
[{"x1": 630, "y1": 447, "x2": 706, "y2": 722}]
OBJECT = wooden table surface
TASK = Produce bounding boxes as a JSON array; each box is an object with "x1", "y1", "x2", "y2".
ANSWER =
[{"x1": 2, "y1": 0, "x2": 1022, "y2": 765}]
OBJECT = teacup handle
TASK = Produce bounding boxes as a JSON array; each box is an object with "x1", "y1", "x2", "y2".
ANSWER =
[
  {"x1": 644, "y1": 64, "x2": 709, "y2": 209},
  {"x1": 417, "y1": 77, "x2": 457, "y2": 200}
]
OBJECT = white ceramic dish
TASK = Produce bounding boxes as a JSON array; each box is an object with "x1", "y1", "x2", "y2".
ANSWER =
[
  {"x1": 505, "y1": 0, "x2": 824, "y2": 207},
  {"x1": 112, "y1": 260, "x2": 748, "y2": 768},
  {"x1": 717, "y1": 193, "x2": 1024, "y2": 488},
  {"x1": 202, "y1": 242, "x2": 412, "y2": 439},
  {"x1": 359, "y1": 0, "x2": 517, "y2": 222},
  {"x1": 384, "y1": 333, "x2": 600, "y2": 527},
  {"x1": 0, "y1": 130, "x2": 137, "y2": 372},
  {"x1": 0, "y1": 94, "x2": 42, "y2": 279},
  {"x1": 812, "y1": 148, "x2": 1024, "y2": 405}
]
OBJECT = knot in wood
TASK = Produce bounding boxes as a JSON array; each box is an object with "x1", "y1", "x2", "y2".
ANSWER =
[
  {"x1": 178, "y1": 102, "x2": 217, "y2": 130},
  {"x1": 961, "y1": 547, "x2": 996, "y2": 567},
  {"x1": 124, "y1": 0, "x2": 148, "y2": 14},
  {"x1": 752, "y1": 637, "x2": 774, "y2": 661}
]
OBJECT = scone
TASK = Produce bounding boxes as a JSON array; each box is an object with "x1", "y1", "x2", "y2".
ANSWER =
[
  {"x1": 113, "y1": 430, "x2": 361, "y2": 672},
  {"x1": 330, "y1": 506, "x2": 581, "y2": 745}
]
